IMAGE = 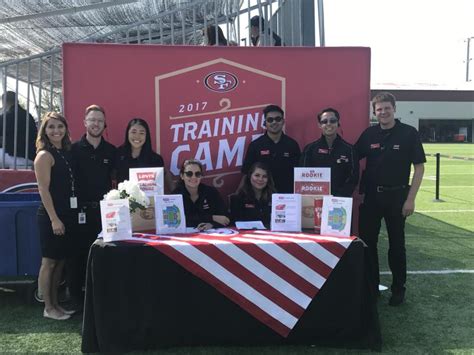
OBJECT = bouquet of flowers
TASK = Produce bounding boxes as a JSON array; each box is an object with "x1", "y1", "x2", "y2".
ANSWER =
[{"x1": 104, "y1": 180, "x2": 149, "y2": 213}]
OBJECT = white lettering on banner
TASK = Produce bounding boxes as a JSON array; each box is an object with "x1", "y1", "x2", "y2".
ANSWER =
[{"x1": 169, "y1": 111, "x2": 266, "y2": 175}]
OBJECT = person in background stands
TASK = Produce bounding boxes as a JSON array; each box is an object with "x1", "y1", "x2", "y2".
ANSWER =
[
  {"x1": 241, "y1": 104, "x2": 300, "y2": 193},
  {"x1": 204, "y1": 24, "x2": 228, "y2": 46},
  {"x1": 250, "y1": 15, "x2": 282, "y2": 47},
  {"x1": 0, "y1": 91, "x2": 37, "y2": 168},
  {"x1": 115, "y1": 117, "x2": 174, "y2": 191},
  {"x1": 300, "y1": 107, "x2": 359, "y2": 197},
  {"x1": 69, "y1": 104, "x2": 116, "y2": 307},
  {"x1": 35, "y1": 112, "x2": 76, "y2": 321},
  {"x1": 172, "y1": 159, "x2": 229, "y2": 231},
  {"x1": 355, "y1": 92, "x2": 426, "y2": 306},
  {"x1": 230, "y1": 161, "x2": 275, "y2": 228}
]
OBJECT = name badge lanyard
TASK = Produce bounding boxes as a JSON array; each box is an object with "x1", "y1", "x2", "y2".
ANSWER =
[{"x1": 54, "y1": 148, "x2": 77, "y2": 209}]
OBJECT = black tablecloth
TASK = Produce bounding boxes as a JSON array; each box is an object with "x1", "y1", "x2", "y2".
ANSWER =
[{"x1": 81, "y1": 238, "x2": 381, "y2": 352}]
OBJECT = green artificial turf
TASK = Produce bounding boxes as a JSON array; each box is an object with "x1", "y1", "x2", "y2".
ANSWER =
[{"x1": 1, "y1": 143, "x2": 473, "y2": 354}]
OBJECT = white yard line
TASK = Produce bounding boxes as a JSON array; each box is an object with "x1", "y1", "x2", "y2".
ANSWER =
[
  {"x1": 417, "y1": 209, "x2": 474, "y2": 213},
  {"x1": 381, "y1": 270, "x2": 474, "y2": 275},
  {"x1": 421, "y1": 185, "x2": 474, "y2": 188}
]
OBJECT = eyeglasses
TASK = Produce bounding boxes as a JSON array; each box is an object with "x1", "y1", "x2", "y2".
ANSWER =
[
  {"x1": 320, "y1": 118, "x2": 338, "y2": 125},
  {"x1": 184, "y1": 171, "x2": 202, "y2": 178},
  {"x1": 265, "y1": 116, "x2": 283, "y2": 123},
  {"x1": 86, "y1": 118, "x2": 105, "y2": 125}
]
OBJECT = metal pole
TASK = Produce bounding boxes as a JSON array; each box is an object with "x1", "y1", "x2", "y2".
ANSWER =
[
  {"x1": 433, "y1": 153, "x2": 444, "y2": 202},
  {"x1": 466, "y1": 37, "x2": 472, "y2": 82},
  {"x1": 317, "y1": 0, "x2": 325, "y2": 46}
]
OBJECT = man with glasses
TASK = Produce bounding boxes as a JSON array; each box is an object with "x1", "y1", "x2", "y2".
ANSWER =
[
  {"x1": 241, "y1": 104, "x2": 300, "y2": 193},
  {"x1": 68, "y1": 104, "x2": 116, "y2": 308},
  {"x1": 300, "y1": 108, "x2": 359, "y2": 197},
  {"x1": 355, "y1": 92, "x2": 425, "y2": 306}
]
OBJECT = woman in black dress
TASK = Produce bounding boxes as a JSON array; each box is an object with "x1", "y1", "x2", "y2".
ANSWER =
[
  {"x1": 115, "y1": 118, "x2": 174, "y2": 191},
  {"x1": 172, "y1": 159, "x2": 229, "y2": 231},
  {"x1": 230, "y1": 162, "x2": 275, "y2": 228},
  {"x1": 35, "y1": 112, "x2": 75, "y2": 320}
]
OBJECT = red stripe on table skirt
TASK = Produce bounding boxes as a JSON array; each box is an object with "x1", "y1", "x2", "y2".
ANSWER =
[
  {"x1": 149, "y1": 242, "x2": 293, "y2": 337},
  {"x1": 234, "y1": 242, "x2": 319, "y2": 298},
  {"x1": 193, "y1": 243, "x2": 306, "y2": 318}
]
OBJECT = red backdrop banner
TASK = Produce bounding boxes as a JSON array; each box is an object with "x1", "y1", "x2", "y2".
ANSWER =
[{"x1": 62, "y1": 43, "x2": 370, "y2": 198}]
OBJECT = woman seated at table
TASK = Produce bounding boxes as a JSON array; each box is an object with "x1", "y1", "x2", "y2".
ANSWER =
[
  {"x1": 172, "y1": 159, "x2": 230, "y2": 231},
  {"x1": 230, "y1": 162, "x2": 275, "y2": 228},
  {"x1": 115, "y1": 118, "x2": 174, "y2": 191}
]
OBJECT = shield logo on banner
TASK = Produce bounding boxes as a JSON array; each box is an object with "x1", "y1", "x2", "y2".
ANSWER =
[{"x1": 155, "y1": 58, "x2": 285, "y2": 198}]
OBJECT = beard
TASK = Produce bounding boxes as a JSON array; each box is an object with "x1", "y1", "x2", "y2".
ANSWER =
[{"x1": 87, "y1": 128, "x2": 104, "y2": 138}]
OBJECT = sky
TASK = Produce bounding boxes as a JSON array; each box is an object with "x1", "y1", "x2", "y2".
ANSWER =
[{"x1": 322, "y1": 0, "x2": 474, "y2": 88}]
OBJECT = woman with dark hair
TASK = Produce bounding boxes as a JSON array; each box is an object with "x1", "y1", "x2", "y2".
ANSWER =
[
  {"x1": 204, "y1": 24, "x2": 228, "y2": 46},
  {"x1": 172, "y1": 159, "x2": 229, "y2": 231},
  {"x1": 230, "y1": 162, "x2": 275, "y2": 227},
  {"x1": 115, "y1": 118, "x2": 174, "y2": 191},
  {"x1": 35, "y1": 112, "x2": 76, "y2": 320}
]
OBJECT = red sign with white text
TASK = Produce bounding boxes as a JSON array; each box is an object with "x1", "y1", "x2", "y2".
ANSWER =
[{"x1": 62, "y1": 44, "x2": 370, "y2": 199}]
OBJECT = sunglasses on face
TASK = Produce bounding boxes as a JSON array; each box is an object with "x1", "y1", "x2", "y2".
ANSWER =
[
  {"x1": 265, "y1": 116, "x2": 283, "y2": 123},
  {"x1": 320, "y1": 118, "x2": 338, "y2": 125},
  {"x1": 184, "y1": 171, "x2": 202, "y2": 178}
]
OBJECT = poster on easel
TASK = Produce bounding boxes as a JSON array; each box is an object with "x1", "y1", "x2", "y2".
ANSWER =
[
  {"x1": 100, "y1": 199, "x2": 132, "y2": 242},
  {"x1": 270, "y1": 194, "x2": 302, "y2": 232},
  {"x1": 293, "y1": 168, "x2": 331, "y2": 195},
  {"x1": 154, "y1": 194, "x2": 186, "y2": 234},
  {"x1": 320, "y1": 195, "x2": 353, "y2": 237}
]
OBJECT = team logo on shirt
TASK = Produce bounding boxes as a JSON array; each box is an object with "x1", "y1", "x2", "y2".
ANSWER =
[
  {"x1": 318, "y1": 148, "x2": 329, "y2": 154},
  {"x1": 393, "y1": 145, "x2": 400, "y2": 150},
  {"x1": 370, "y1": 143, "x2": 380, "y2": 149},
  {"x1": 202, "y1": 198, "x2": 209, "y2": 209},
  {"x1": 283, "y1": 152, "x2": 290, "y2": 157},
  {"x1": 245, "y1": 203, "x2": 255, "y2": 208},
  {"x1": 204, "y1": 72, "x2": 238, "y2": 92},
  {"x1": 260, "y1": 150, "x2": 270, "y2": 156}
]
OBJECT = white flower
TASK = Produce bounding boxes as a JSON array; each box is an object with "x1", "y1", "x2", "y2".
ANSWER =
[{"x1": 104, "y1": 189, "x2": 121, "y2": 200}]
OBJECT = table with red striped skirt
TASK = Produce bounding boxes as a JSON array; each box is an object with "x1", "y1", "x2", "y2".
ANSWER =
[{"x1": 82, "y1": 230, "x2": 381, "y2": 353}]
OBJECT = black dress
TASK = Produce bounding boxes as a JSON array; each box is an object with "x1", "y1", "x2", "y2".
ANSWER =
[
  {"x1": 37, "y1": 148, "x2": 76, "y2": 259},
  {"x1": 172, "y1": 183, "x2": 228, "y2": 228},
  {"x1": 115, "y1": 146, "x2": 164, "y2": 183}
]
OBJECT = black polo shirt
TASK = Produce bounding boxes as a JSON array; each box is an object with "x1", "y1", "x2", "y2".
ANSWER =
[
  {"x1": 300, "y1": 134, "x2": 359, "y2": 197},
  {"x1": 71, "y1": 135, "x2": 116, "y2": 203},
  {"x1": 355, "y1": 120, "x2": 426, "y2": 188},
  {"x1": 241, "y1": 133, "x2": 301, "y2": 193},
  {"x1": 229, "y1": 193, "x2": 271, "y2": 227},
  {"x1": 115, "y1": 146, "x2": 165, "y2": 183},
  {"x1": 172, "y1": 183, "x2": 228, "y2": 228}
]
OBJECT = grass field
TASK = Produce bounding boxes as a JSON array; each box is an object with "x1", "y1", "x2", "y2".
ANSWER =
[{"x1": 1, "y1": 143, "x2": 473, "y2": 354}]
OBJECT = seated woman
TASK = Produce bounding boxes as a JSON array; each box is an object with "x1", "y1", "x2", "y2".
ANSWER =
[
  {"x1": 230, "y1": 162, "x2": 275, "y2": 228},
  {"x1": 172, "y1": 159, "x2": 229, "y2": 231},
  {"x1": 115, "y1": 118, "x2": 174, "y2": 191}
]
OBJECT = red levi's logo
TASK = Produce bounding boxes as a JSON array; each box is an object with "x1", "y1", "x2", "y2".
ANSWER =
[
  {"x1": 137, "y1": 172, "x2": 156, "y2": 181},
  {"x1": 318, "y1": 148, "x2": 329, "y2": 154},
  {"x1": 260, "y1": 150, "x2": 270, "y2": 156},
  {"x1": 370, "y1": 143, "x2": 380, "y2": 149}
]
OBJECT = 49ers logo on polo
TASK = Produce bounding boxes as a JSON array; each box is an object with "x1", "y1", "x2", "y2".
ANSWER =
[{"x1": 204, "y1": 72, "x2": 238, "y2": 92}]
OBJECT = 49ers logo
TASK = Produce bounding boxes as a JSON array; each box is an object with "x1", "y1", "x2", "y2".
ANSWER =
[{"x1": 204, "y1": 71, "x2": 238, "y2": 92}]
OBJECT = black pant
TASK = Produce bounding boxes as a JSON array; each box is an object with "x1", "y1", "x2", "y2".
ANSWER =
[
  {"x1": 67, "y1": 205, "x2": 102, "y2": 303},
  {"x1": 358, "y1": 187, "x2": 408, "y2": 294}
]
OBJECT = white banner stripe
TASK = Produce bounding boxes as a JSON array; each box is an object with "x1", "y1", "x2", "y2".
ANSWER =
[
  {"x1": 252, "y1": 230, "x2": 353, "y2": 246},
  {"x1": 240, "y1": 233, "x2": 340, "y2": 269},
  {"x1": 160, "y1": 239, "x2": 299, "y2": 329},
  {"x1": 189, "y1": 237, "x2": 312, "y2": 308},
  {"x1": 232, "y1": 237, "x2": 326, "y2": 289}
]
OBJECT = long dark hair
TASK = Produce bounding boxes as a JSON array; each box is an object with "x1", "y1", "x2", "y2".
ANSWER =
[
  {"x1": 205, "y1": 25, "x2": 228, "y2": 46},
  {"x1": 35, "y1": 111, "x2": 71, "y2": 152},
  {"x1": 120, "y1": 118, "x2": 153, "y2": 159},
  {"x1": 237, "y1": 162, "x2": 275, "y2": 202}
]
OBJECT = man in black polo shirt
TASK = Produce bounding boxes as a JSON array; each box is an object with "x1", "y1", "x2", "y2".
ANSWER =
[
  {"x1": 241, "y1": 104, "x2": 300, "y2": 193},
  {"x1": 69, "y1": 104, "x2": 116, "y2": 306},
  {"x1": 355, "y1": 92, "x2": 425, "y2": 306},
  {"x1": 300, "y1": 108, "x2": 359, "y2": 197}
]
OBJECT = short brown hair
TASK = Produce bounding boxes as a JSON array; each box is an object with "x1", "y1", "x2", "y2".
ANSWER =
[
  {"x1": 179, "y1": 159, "x2": 204, "y2": 175},
  {"x1": 84, "y1": 104, "x2": 105, "y2": 117},
  {"x1": 371, "y1": 92, "x2": 396, "y2": 112}
]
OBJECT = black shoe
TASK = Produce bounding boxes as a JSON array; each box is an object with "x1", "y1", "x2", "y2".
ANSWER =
[{"x1": 389, "y1": 291, "x2": 405, "y2": 306}]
